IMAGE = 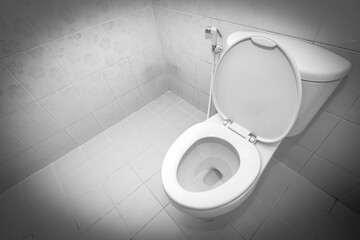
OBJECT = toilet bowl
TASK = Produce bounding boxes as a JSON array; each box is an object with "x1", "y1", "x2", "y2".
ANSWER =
[{"x1": 162, "y1": 32, "x2": 351, "y2": 219}]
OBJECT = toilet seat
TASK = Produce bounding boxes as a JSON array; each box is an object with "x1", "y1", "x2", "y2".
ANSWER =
[{"x1": 162, "y1": 121, "x2": 260, "y2": 210}]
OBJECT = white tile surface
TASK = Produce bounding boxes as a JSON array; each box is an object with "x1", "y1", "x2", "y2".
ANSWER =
[
  {"x1": 40, "y1": 86, "x2": 91, "y2": 128},
  {"x1": 70, "y1": 185, "x2": 113, "y2": 232},
  {"x1": 145, "y1": 171, "x2": 169, "y2": 206},
  {"x1": 0, "y1": 103, "x2": 61, "y2": 146},
  {"x1": 21, "y1": 165, "x2": 59, "y2": 203},
  {"x1": 139, "y1": 74, "x2": 168, "y2": 104},
  {"x1": 274, "y1": 138, "x2": 313, "y2": 172},
  {"x1": 101, "y1": 163, "x2": 142, "y2": 205},
  {"x1": 0, "y1": 148, "x2": 48, "y2": 182},
  {"x1": 52, "y1": 148, "x2": 88, "y2": 180},
  {"x1": 33, "y1": 131, "x2": 77, "y2": 162},
  {"x1": 92, "y1": 100, "x2": 125, "y2": 130},
  {"x1": 73, "y1": 72, "x2": 115, "y2": 112},
  {"x1": 103, "y1": 59, "x2": 137, "y2": 99},
  {"x1": 0, "y1": 124, "x2": 28, "y2": 163},
  {"x1": 3, "y1": 46, "x2": 70, "y2": 99},
  {"x1": 0, "y1": 64, "x2": 34, "y2": 117},
  {"x1": 130, "y1": 147, "x2": 164, "y2": 181},
  {"x1": 317, "y1": 120, "x2": 360, "y2": 177},
  {"x1": 89, "y1": 146, "x2": 127, "y2": 180},
  {"x1": 82, "y1": 208, "x2": 132, "y2": 240},
  {"x1": 289, "y1": 111, "x2": 339, "y2": 152},
  {"x1": 80, "y1": 133, "x2": 112, "y2": 160},
  {"x1": 117, "y1": 88, "x2": 144, "y2": 116},
  {"x1": 117, "y1": 185, "x2": 162, "y2": 234},
  {"x1": 116, "y1": 131, "x2": 150, "y2": 160},
  {"x1": 146, "y1": 96, "x2": 175, "y2": 115},
  {"x1": 0, "y1": 185, "x2": 30, "y2": 240},
  {"x1": 136, "y1": 210, "x2": 186, "y2": 240},
  {"x1": 301, "y1": 154, "x2": 359, "y2": 198},
  {"x1": 65, "y1": 115, "x2": 102, "y2": 145}
]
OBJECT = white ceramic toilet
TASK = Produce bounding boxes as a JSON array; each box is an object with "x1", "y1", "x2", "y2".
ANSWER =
[{"x1": 162, "y1": 32, "x2": 351, "y2": 219}]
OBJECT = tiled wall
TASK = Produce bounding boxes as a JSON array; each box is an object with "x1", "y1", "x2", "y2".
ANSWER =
[
  {"x1": 0, "y1": 0, "x2": 167, "y2": 192},
  {"x1": 151, "y1": 0, "x2": 360, "y2": 213}
]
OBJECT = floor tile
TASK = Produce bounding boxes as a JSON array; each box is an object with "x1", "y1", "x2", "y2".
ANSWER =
[
  {"x1": 136, "y1": 210, "x2": 186, "y2": 240},
  {"x1": 117, "y1": 185, "x2": 162, "y2": 234},
  {"x1": 52, "y1": 148, "x2": 88, "y2": 180},
  {"x1": 105, "y1": 119, "x2": 136, "y2": 143},
  {"x1": 146, "y1": 95, "x2": 175, "y2": 115},
  {"x1": 89, "y1": 146, "x2": 127, "y2": 180},
  {"x1": 80, "y1": 133, "x2": 113, "y2": 160},
  {"x1": 82, "y1": 208, "x2": 132, "y2": 240},
  {"x1": 61, "y1": 164, "x2": 100, "y2": 203},
  {"x1": 32, "y1": 209, "x2": 78, "y2": 240},
  {"x1": 101, "y1": 164, "x2": 142, "y2": 205},
  {"x1": 127, "y1": 108, "x2": 157, "y2": 127},
  {"x1": 130, "y1": 147, "x2": 164, "y2": 181},
  {"x1": 0, "y1": 185, "x2": 30, "y2": 240},
  {"x1": 115, "y1": 131, "x2": 150, "y2": 161},
  {"x1": 145, "y1": 171, "x2": 169, "y2": 206},
  {"x1": 70, "y1": 185, "x2": 113, "y2": 232}
]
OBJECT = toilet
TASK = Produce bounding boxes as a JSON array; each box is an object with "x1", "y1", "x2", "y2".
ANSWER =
[{"x1": 162, "y1": 32, "x2": 351, "y2": 219}]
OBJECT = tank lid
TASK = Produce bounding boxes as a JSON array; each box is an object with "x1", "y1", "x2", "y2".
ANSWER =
[{"x1": 227, "y1": 32, "x2": 351, "y2": 82}]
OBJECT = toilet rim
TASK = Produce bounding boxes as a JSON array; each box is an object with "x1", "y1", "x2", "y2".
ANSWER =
[{"x1": 162, "y1": 121, "x2": 261, "y2": 210}]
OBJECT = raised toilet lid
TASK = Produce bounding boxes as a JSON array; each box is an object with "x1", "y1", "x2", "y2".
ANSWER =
[{"x1": 212, "y1": 35, "x2": 302, "y2": 143}]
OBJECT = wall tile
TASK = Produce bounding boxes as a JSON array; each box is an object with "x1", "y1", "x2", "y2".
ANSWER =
[
  {"x1": 139, "y1": 74, "x2": 168, "y2": 104},
  {"x1": 124, "y1": 7, "x2": 159, "y2": 56},
  {"x1": 197, "y1": 59, "x2": 211, "y2": 94},
  {"x1": 117, "y1": 88, "x2": 144, "y2": 116},
  {"x1": 48, "y1": 20, "x2": 128, "y2": 83},
  {"x1": 65, "y1": 115, "x2": 102, "y2": 145},
  {"x1": 289, "y1": 111, "x2": 339, "y2": 152},
  {"x1": 129, "y1": 46, "x2": 164, "y2": 85},
  {"x1": 176, "y1": 51, "x2": 197, "y2": 87},
  {"x1": 181, "y1": 81, "x2": 198, "y2": 107},
  {"x1": 0, "y1": 0, "x2": 41, "y2": 57},
  {"x1": 153, "y1": 7, "x2": 173, "y2": 46},
  {"x1": 0, "y1": 64, "x2": 34, "y2": 117},
  {"x1": 192, "y1": 0, "x2": 224, "y2": 19},
  {"x1": 52, "y1": 147, "x2": 88, "y2": 180},
  {"x1": 197, "y1": 90, "x2": 209, "y2": 113},
  {"x1": 301, "y1": 154, "x2": 360, "y2": 198},
  {"x1": 0, "y1": 103, "x2": 61, "y2": 146},
  {"x1": 221, "y1": 0, "x2": 270, "y2": 29},
  {"x1": 93, "y1": 100, "x2": 125, "y2": 129},
  {"x1": 0, "y1": 148, "x2": 48, "y2": 182},
  {"x1": 171, "y1": 11, "x2": 214, "y2": 62},
  {"x1": 317, "y1": 120, "x2": 360, "y2": 177},
  {"x1": 0, "y1": 125, "x2": 28, "y2": 164},
  {"x1": 103, "y1": 59, "x2": 137, "y2": 98},
  {"x1": 71, "y1": 0, "x2": 112, "y2": 30},
  {"x1": 3, "y1": 46, "x2": 70, "y2": 99},
  {"x1": 107, "y1": 0, "x2": 151, "y2": 18},
  {"x1": 263, "y1": 0, "x2": 329, "y2": 40},
  {"x1": 17, "y1": 0, "x2": 79, "y2": 42},
  {"x1": 74, "y1": 72, "x2": 115, "y2": 111},
  {"x1": 162, "y1": 46, "x2": 178, "y2": 74},
  {"x1": 345, "y1": 97, "x2": 360, "y2": 125},
  {"x1": 316, "y1": 0, "x2": 360, "y2": 51},
  {"x1": 33, "y1": 130, "x2": 77, "y2": 162},
  {"x1": 168, "y1": 0, "x2": 193, "y2": 12},
  {"x1": 20, "y1": 164, "x2": 58, "y2": 203},
  {"x1": 167, "y1": 73, "x2": 182, "y2": 97},
  {"x1": 274, "y1": 138, "x2": 313, "y2": 173},
  {"x1": 40, "y1": 86, "x2": 91, "y2": 127},
  {"x1": 320, "y1": 46, "x2": 360, "y2": 117}
]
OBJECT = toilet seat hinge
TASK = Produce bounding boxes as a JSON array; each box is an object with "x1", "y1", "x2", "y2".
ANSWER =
[{"x1": 227, "y1": 121, "x2": 257, "y2": 144}]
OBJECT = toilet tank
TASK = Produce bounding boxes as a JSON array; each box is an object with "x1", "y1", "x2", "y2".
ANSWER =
[{"x1": 227, "y1": 32, "x2": 351, "y2": 136}]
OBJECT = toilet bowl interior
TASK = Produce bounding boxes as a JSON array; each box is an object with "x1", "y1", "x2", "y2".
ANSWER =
[{"x1": 177, "y1": 137, "x2": 240, "y2": 192}]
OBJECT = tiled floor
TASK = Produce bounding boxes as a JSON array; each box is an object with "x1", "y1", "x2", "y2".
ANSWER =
[{"x1": 1, "y1": 91, "x2": 360, "y2": 240}]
